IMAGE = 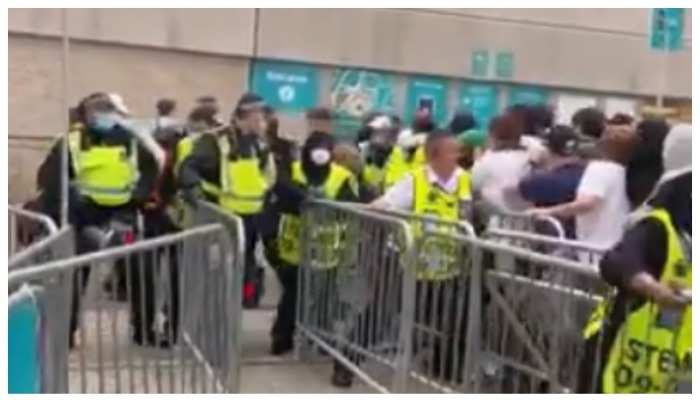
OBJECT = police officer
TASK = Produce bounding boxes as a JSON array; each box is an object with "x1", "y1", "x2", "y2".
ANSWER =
[
  {"x1": 36, "y1": 92, "x2": 160, "y2": 347},
  {"x1": 358, "y1": 114, "x2": 409, "y2": 200},
  {"x1": 579, "y1": 125, "x2": 692, "y2": 394},
  {"x1": 179, "y1": 92, "x2": 274, "y2": 308},
  {"x1": 266, "y1": 131, "x2": 359, "y2": 355}
]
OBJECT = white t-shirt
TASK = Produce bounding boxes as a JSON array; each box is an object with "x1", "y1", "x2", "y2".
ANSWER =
[
  {"x1": 575, "y1": 160, "x2": 630, "y2": 249},
  {"x1": 471, "y1": 150, "x2": 533, "y2": 213}
]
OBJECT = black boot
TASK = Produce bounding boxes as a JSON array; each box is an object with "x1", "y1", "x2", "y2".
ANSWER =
[
  {"x1": 270, "y1": 336, "x2": 294, "y2": 356},
  {"x1": 331, "y1": 362, "x2": 354, "y2": 388}
]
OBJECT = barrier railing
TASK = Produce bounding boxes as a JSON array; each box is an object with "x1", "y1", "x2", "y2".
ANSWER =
[
  {"x1": 9, "y1": 204, "x2": 60, "y2": 260},
  {"x1": 487, "y1": 212, "x2": 566, "y2": 239},
  {"x1": 297, "y1": 201, "x2": 690, "y2": 394},
  {"x1": 8, "y1": 225, "x2": 241, "y2": 393},
  {"x1": 296, "y1": 200, "x2": 415, "y2": 393},
  {"x1": 9, "y1": 227, "x2": 75, "y2": 271}
]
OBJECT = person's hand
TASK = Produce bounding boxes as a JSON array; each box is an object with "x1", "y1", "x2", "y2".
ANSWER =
[
  {"x1": 525, "y1": 207, "x2": 554, "y2": 217},
  {"x1": 652, "y1": 283, "x2": 691, "y2": 310},
  {"x1": 182, "y1": 187, "x2": 201, "y2": 208}
]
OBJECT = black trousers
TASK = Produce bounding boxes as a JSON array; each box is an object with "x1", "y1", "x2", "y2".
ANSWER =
[
  {"x1": 241, "y1": 214, "x2": 265, "y2": 305},
  {"x1": 271, "y1": 263, "x2": 299, "y2": 342}
]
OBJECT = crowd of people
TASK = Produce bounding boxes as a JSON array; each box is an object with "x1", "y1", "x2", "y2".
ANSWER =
[{"x1": 28, "y1": 89, "x2": 691, "y2": 393}]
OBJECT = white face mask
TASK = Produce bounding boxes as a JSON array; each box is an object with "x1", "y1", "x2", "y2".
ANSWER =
[{"x1": 310, "y1": 148, "x2": 331, "y2": 166}]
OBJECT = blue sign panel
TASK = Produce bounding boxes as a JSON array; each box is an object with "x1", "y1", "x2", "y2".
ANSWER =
[
  {"x1": 404, "y1": 76, "x2": 449, "y2": 125},
  {"x1": 508, "y1": 85, "x2": 550, "y2": 107},
  {"x1": 8, "y1": 293, "x2": 40, "y2": 394},
  {"x1": 250, "y1": 60, "x2": 320, "y2": 113},
  {"x1": 650, "y1": 8, "x2": 685, "y2": 51},
  {"x1": 457, "y1": 83, "x2": 499, "y2": 131}
]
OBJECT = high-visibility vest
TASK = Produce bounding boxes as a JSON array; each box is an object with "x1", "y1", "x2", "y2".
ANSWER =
[
  {"x1": 584, "y1": 209, "x2": 692, "y2": 394},
  {"x1": 411, "y1": 167, "x2": 471, "y2": 281},
  {"x1": 200, "y1": 135, "x2": 275, "y2": 215},
  {"x1": 67, "y1": 130, "x2": 137, "y2": 207},
  {"x1": 174, "y1": 134, "x2": 199, "y2": 177},
  {"x1": 361, "y1": 146, "x2": 409, "y2": 194},
  {"x1": 278, "y1": 161, "x2": 354, "y2": 266},
  {"x1": 408, "y1": 146, "x2": 426, "y2": 170}
]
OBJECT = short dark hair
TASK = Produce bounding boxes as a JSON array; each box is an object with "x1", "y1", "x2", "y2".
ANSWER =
[
  {"x1": 608, "y1": 113, "x2": 635, "y2": 126},
  {"x1": 306, "y1": 107, "x2": 334, "y2": 121},
  {"x1": 424, "y1": 130, "x2": 456, "y2": 157},
  {"x1": 156, "y1": 98, "x2": 176, "y2": 117},
  {"x1": 571, "y1": 107, "x2": 606, "y2": 139},
  {"x1": 233, "y1": 92, "x2": 265, "y2": 118}
]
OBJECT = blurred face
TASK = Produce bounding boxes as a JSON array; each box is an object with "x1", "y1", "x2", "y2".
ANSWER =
[
  {"x1": 236, "y1": 109, "x2": 267, "y2": 136},
  {"x1": 428, "y1": 136, "x2": 460, "y2": 176},
  {"x1": 84, "y1": 94, "x2": 121, "y2": 132},
  {"x1": 369, "y1": 128, "x2": 396, "y2": 149}
]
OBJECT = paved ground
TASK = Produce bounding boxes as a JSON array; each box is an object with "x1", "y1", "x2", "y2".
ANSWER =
[{"x1": 69, "y1": 265, "x2": 374, "y2": 394}]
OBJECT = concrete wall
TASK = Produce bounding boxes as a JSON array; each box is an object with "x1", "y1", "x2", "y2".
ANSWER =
[{"x1": 7, "y1": 8, "x2": 693, "y2": 201}]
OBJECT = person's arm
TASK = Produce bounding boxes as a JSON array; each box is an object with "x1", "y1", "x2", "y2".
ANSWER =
[
  {"x1": 178, "y1": 134, "x2": 220, "y2": 190},
  {"x1": 600, "y1": 218, "x2": 689, "y2": 308},
  {"x1": 133, "y1": 142, "x2": 160, "y2": 206},
  {"x1": 518, "y1": 171, "x2": 553, "y2": 205},
  {"x1": 470, "y1": 156, "x2": 491, "y2": 195},
  {"x1": 531, "y1": 162, "x2": 605, "y2": 218},
  {"x1": 37, "y1": 138, "x2": 67, "y2": 193},
  {"x1": 370, "y1": 174, "x2": 414, "y2": 211}
]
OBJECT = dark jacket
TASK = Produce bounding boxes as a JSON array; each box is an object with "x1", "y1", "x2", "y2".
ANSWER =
[
  {"x1": 178, "y1": 128, "x2": 271, "y2": 202},
  {"x1": 36, "y1": 126, "x2": 159, "y2": 225}
]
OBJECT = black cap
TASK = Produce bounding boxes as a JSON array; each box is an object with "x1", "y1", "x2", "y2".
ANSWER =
[
  {"x1": 543, "y1": 125, "x2": 580, "y2": 156},
  {"x1": 233, "y1": 92, "x2": 265, "y2": 118}
]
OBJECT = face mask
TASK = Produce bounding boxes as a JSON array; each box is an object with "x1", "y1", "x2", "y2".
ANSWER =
[
  {"x1": 310, "y1": 148, "x2": 331, "y2": 166},
  {"x1": 91, "y1": 112, "x2": 121, "y2": 133}
]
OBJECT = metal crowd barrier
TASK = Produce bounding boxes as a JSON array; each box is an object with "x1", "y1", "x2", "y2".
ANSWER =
[
  {"x1": 487, "y1": 212, "x2": 566, "y2": 239},
  {"x1": 9, "y1": 226, "x2": 75, "y2": 271},
  {"x1": 9, "y1": 204, "x2": 62, "y2": 262},
  {"x1": 8, "y1": 224, "x2": 242, "y2": 393},
  {"x1": 296, "y1": 200, "x2": 690, "y2": 394},
  {"x1": 483, "y1": 229, "x2": 609, "y2": 265},
  {"x1": 296, "y1": 200, "x2": 415, "y2": 393}
]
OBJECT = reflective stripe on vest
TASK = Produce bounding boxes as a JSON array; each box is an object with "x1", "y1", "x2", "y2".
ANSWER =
[
  {"x1": 585, "y1": 209, "x2": 692, "y2": 394},
  {"x1": 67, "y1": 131, "x2": 137, "y2": 207},
  {"x1": 214, "y1": 135, "x2": 275, "y2": 215},
  {"x1": 411, "y1": 167, "x2": 472, "y2": 281},
  {"x1": 278, "y1": 162, "x2": 353, "y2": 266}
]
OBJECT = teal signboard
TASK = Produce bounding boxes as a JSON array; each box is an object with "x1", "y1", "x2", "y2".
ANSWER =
[
  {"x1": 458, "y1": 83, "x2": 499, "y2": 131},
  {"x1": 404, "y1": 76, "x2": 449, "y2": 125},
  {"x1": 495, "y1": 51, "x2": 514, "y2": 79},
  {"x1": 508, "y1": 85, "x2": 550, "y2": 107},
  {"x1": 470, "y1": 50, "x2": 489, "y2": 77},
  {"x1": 650, "y1": 8, "x2": 685, "y2": 51},
  {"x1": 250, "y1": 60, "x2": 320, "y2": 113},
  {"x1": 9, "y1": 291, "x2": 40, "y2": 394},
  {"x1": 330, "y1": 69, "x2": 394, "y2": 137}
]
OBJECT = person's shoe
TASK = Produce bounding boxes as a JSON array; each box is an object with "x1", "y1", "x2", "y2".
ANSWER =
[
  {"x1": 270, "y1": 337, "x2": 294, "y2": 356},
  {"x1": 331, "y1": 367, "x2": 354, "y2": 388}
]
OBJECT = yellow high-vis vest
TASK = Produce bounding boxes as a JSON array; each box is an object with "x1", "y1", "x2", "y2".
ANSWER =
[
  {"x1": 201, "y1": 135, "x2": 275, "y2": 215},
  {"x1": 67, "y1": 130, "x2": 137, "y2": 207},
  {"x1": 361, "y1": 146, "x2": 409, "y2": 194},
  {"x1": 584, "y1": 209, "x2": 692, "y2": 394},
  {"x1": 411, "y1": 167, "x2": 471, "y2": 281},
  {"x1": 278, "y1": 161, "x2": 354, "y2": 266}
]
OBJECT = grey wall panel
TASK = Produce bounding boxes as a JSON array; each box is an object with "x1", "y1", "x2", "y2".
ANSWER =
[
  {"x1": 256, "y1": 8, "x2": 691, "y2": 97},
  {"x1": 9, "y1": 8, "x2": 257, "y2": 56}
]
